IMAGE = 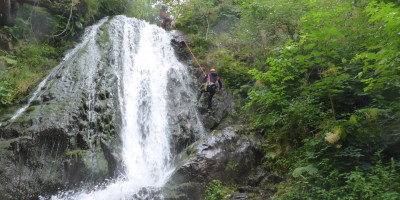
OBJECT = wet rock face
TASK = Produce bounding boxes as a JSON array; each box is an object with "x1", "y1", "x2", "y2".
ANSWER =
[
  {"x1": 168, "y1": 31, "x2": 234, "y2": 154},
  {"x1": 164, "y1": 126, "x2": 264, "y2": 200},
  {"x1": 0, "y1": 20, "x2": 122, "y2": 198}
]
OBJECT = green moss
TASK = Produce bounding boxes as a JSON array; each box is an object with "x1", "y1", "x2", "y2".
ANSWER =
[
  {"x1": 64, "y1": 150, "x2": 88, "y2": 159},
  {"x1": 95, "y1": 152, "x2": 108, "y2": 174},
  {"x1": 97, "y1": 25, "x2": 110, "y2": 44},
  {"x1": 163, "y1": 182, "x2": 198, "y2": 199},
  {"x1": 180, "y1": 145, "x2": 196, "y2": 161},
  {"x1": 0, "y1": 136, "x2": 31, "y2": 150},
  {"x1": 82, "y1": 0, "x2": 101, "y2": 17},
  {"x1": 82, "y1": 89, "x2": 88, "y2": 96},
  {"x1": 75, "y1": 143, "x2": 109, "y2": 175},
  {"x1": 212, "y1": 130, "x2": 219, "y2": 135},
  {"x1": 0, "y1": 140, "x2": 12, "y2": 150},
  {"x1": 225, "y1": 161, "x2": 238, "y2": 172}
]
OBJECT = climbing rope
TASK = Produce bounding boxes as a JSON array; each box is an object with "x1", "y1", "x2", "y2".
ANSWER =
[{"x1": 173, "y1": 23, "x2": 206, "y2": 76}]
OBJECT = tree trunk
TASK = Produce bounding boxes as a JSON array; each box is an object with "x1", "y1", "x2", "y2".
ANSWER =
[{"x1": 0, "y1": 0, "x2": 11, "y2": 26}]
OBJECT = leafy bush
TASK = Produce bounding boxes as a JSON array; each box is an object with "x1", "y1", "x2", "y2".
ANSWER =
[
  {"x1": 277, "y1": 154, "x2": 400, "y2": 200},
  {"x1": 2, "y1": 18, "x2": 30, "y2": 40},
  {"x1": 15, "y1": 44, "x2": 58, "y2": 71},
  {"x1": 0, "y1": 80, "x2": 14, "y2": 105},
  {"x1": 205, "y1": 179, "x2": 228, "y2": 200},
  {"x1": 0, "y1": 44, "x2": 59, "y2": 104}
]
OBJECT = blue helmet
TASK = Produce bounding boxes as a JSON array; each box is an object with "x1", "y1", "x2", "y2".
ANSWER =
[{"x1": 162, "y1": 4, "x2": 166, "y2": 8}]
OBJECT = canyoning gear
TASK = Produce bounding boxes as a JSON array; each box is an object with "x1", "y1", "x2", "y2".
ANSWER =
[
  {"x1": 160, "y1": 19, "x2": 171, "y2": 31},
  {"x1": 162, "y1": 4, "x2": 166, "y2": 8},
  {"x1": 204, "y1": 82, "x2": 217, "y2": 92},
  {"x1": 160, "y1": 5, "x2": 171, "y2": 31},
  {"x1": 197, "y1": 71, "x2": 223, "y2": 110},
  {"x1": 207, "y1": 72, "x2": 221, "y2": 89},
  {"x1": 210, "y1": 69, "x2": 216, "y2": 72},
  {"x1": 173, "y1": 24, "x2": 206, "y2": 76},
  {"x1": 160, "y1": 7, "x2": 168, "y2": 19}
]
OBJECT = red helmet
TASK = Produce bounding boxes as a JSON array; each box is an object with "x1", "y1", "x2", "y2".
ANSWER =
[{"x1": 210, "y1": 69, "x2": 216, "y2": 72}]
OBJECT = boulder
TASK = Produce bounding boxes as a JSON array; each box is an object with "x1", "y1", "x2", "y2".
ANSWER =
[
  {"x1": 0, "y1": 19, "x2": 122, "y2": 198},
  {"x1": 163, "y1": 126, "x2": 264, "y2": 200}
]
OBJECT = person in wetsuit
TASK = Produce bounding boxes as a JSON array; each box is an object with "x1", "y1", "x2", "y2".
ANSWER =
[
  {"x1": 196, "y1": 69, "x2": 223, "y2": 111},
  {"x1": 160, "y1": 4, "x2": 171, "y2": 30}
]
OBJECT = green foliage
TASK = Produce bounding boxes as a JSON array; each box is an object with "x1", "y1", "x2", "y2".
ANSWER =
[
  {"x1": 353, "y1": 1, "x2": 400, "y2": 94},
  {"x1": 54, "y1": 7, "x2": 85, "y2": 38},
  {"x1": 2, "y1": 18, "x2": 30, "y2": 40},
  {"x1": 175, "y1": 0, "x2": 240, "y2": 59},
  {"x1": 205, "y1": 179, "x2": 228, "y2": 200},
  {"x1": 0, "y1": 80, "x2": 14, "y2": 105},
  {"x1": 83, "y1": 0, "x2": 101, "y2": 17},
  {"x1": 0, "y1": 55, "x2": 17, "y2": 65},
  {"x1": 219, "y1": 0, "x2": 400, "y2": 198},
  {"x1": 99, "y1": 0, "x2": 128, "y2": 15},
  {"x1": 0, "y1": 44, "x2": 58, "y2": 104},
  {"x1": 292, "y1": 164, "x2": 318, "y2": 178},
  {"x1": 15, "y1": 44, "x2": 58, "y2": 72},
  {"x1": 278, "y1": 153, "x2": 400, "y2": 200},
  {"x1": 51, "y1": 0, "x2": 128, "y2": 38},
  {"x1": 245, "y1": 0, "x2": 398, "y2": 144},
  {"x1": 124, "y1": 0, "x2": 158, "y2": 22},
  {"x1": 213, "y1": 49, "x2": 251, "y2": 90},
  {"x1": 0, "y1": 53, "x2": 15, "y2": 105}
]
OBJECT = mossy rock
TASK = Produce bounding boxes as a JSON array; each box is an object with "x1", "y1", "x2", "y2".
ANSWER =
[{"x1": 163, "y1": 182, "x2": 204, "y2": 200}]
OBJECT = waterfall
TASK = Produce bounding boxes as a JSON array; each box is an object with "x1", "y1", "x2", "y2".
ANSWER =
[
  {"x1": 39, "y1": 16, "x2": 203, "y2": 199},
  {"x1": 0, "y1": 17, "x2": 109, "y2": 128}
]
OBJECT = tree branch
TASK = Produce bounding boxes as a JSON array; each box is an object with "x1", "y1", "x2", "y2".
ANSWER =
[{"x1": 53, "y1": 0, "x2": 75, "y2": 37}]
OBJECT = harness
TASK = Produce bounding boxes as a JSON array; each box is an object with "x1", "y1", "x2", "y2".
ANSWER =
[{"x1": 205, "y1": 73, "x2": 219, "y2": 91}]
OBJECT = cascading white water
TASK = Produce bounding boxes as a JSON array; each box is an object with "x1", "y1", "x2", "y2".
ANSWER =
[
  {"x1": 121, "y1": 18, "x2": 172, "y2": 187},
  {"x1": 47, "y1": 16, "x2": 201, "y2": 200},
  {"x1": 0, "y1": 17, "x2": 109, "y2": 128}
]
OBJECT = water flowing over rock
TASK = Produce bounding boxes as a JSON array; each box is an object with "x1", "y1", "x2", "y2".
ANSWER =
[
  {"x1": 0, "y1": 17, "x2": 121, "y2": 199},
  {"x1": 0, "y1": 15, "x2": 231, "y2": 199},
  {"x1": 0, "y1": 14, "x2": 239, "y2": 199}
]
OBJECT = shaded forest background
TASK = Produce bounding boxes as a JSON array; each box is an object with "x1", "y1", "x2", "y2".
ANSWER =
[{"x1": 1, "y1": 0, "x2": 400, "y2": 199}]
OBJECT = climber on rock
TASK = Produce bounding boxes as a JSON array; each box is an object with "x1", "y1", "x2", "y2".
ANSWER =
[
  {"x1": 195, "y1": 69, "x2": 223, "y2": 112},
  {"x1": 160, "y1": 4, "x2": 171, "y2": 30}
]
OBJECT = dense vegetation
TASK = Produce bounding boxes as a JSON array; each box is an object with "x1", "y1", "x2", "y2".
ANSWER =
[
  {"x1": 168, "y1": 0, "x2": 400, "y2": 199},
  {"x1": 1, "y1": 0, "x2": 400, "y2": 199}
]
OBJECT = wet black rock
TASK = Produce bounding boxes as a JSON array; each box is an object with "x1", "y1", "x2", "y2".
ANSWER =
[
  {"x1": 168, "y1": 30, "x2": 234, "y2": 155},
  {"x1": 0, "y1": 20, "x2": 122, "y2": 198},
  {"x1": 164, "y1": 126, "x2": 264, "y2": 200},
  {"x1": 170, "y1": 31, "x2": 191, "y2": 62}
]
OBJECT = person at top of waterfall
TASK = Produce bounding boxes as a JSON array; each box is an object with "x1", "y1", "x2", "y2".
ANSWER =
[
  {"x1": 196, "y1": 69, "x2": 223, "y2": 112},
  {"x1": 160, "y1": 4, "x2": 171, "y2": 30}
]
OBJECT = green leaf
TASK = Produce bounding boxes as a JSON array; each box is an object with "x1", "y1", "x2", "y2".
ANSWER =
[
  {"x1": 292, "y1": 164, "x2": 318, "y2": 178},
  {"x1": 75, "y1": 21, "x2": 83, "y2": 29},
  {"x1": 0, "y1": 56, "x2": 18, "y2": 65}
]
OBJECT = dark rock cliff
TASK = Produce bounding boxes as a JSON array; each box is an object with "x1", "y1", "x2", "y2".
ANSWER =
[
  {"x1": 168, "y1": 30, "x2": 234, "y2": 153},
  {"x1": 0, "y1": 18, "x2": 122, "y2": 199},
  {"x1": 163, "y1": 126, "x2": 275, "y2": 200}
]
